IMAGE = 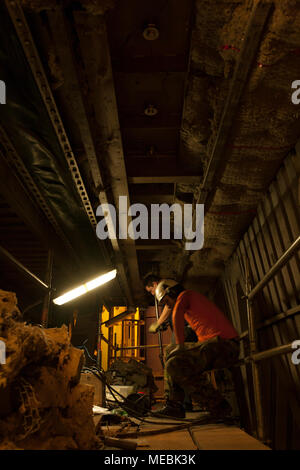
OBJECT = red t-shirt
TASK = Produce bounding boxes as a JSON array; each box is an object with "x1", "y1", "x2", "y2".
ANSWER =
[{"x1": 172, "y1": 290, "x2": 238, "y2": 344}]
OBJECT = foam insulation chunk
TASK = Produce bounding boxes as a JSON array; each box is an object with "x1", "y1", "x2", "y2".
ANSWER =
[{"x1": 0, "y1": 289, "x2": 99, "y2": 450}]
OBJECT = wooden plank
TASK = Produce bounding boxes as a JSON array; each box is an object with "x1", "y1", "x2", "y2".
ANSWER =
[
  {"x1": 112, "y1": 55, "x2": 187, "y2": 73},
  {"x1": 128, "y1": 176, "x2": 201, "y2": 184},
  {"x1": 137, "y1": 427, "x2": 197, "y2": 451},
  {"x1": 190, "y1": 424, "x2": 270, "y2": 450}
]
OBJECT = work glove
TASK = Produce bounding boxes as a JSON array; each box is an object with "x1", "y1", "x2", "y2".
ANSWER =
[
  {"x1": 148, "y1": 321, "x2": 160, "y2": 334},
  {"x1": 166, "y1": 344, "x2": 185, "y2": 361}
]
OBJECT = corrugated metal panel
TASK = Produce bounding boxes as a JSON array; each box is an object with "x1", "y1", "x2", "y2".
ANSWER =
[{"x1": 222, "y1": 150, "x2": 300, "y2": 449}]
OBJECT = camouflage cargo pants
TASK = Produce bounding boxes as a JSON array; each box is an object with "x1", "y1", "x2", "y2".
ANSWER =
[{"x1": 164, "y1": 337, "x2": 240, "y2": 413}]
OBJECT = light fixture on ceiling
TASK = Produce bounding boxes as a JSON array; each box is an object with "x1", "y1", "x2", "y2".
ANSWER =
[
  {"x1": 53, "y1": 269, "x2": 117, "y2": 305},
  {"x1": 143, "y1": 23, "x2": 159, "y2": 41},
  {"x1": 144, "y1": 104, "x2": 158, "y2": 117},
  {"x1": 146, "y1": 145, "x2": 157, "y2": 157}
]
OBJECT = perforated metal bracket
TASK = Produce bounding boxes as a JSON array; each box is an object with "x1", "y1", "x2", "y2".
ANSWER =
[{"x1": 5, "y1": 0, "x2": 98, "y2": 230}]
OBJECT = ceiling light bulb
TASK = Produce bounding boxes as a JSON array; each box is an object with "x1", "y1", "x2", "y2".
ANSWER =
[
  {"x1": 143, "y1": 24, "x2": 159, "y2": 41},
  {"x1": 144, "y1": 104, "x2": 158, "y2": 116}
]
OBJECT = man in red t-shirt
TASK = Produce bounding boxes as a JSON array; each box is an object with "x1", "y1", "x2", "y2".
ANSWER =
[{"x1": 152, "y1": 279, "x2": 240, "y2": 419}]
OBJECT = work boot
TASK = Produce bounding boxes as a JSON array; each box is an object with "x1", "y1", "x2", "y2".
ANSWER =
[
  {"x1": 209, "y1": 399, "x2": 232, "y2": 420},
  {"x1": 151, "y1": 401, "x2": 185, "y2": 419}
]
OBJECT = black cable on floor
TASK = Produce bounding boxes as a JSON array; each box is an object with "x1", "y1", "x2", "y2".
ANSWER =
[{"x1": 82, "y1": 365, "x2": 212, "y2": 425}]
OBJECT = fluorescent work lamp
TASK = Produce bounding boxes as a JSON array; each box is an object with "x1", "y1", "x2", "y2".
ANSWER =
[{"x1": 53, "y1": 269, "x2": 117, "y2": 305}]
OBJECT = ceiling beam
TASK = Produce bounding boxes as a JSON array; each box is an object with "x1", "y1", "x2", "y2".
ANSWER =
[
  {"x1": 111, "y1": 55, "x2": 187, "y2": 73},
  {"x1": 136, "y1": 240, "x2": 177, "y2": 250},
  {"x1": 72, "y1": 11, "x2": 143, "y2": 302},
  {"x1": 128, "y1": 176, "x2": 201, "y2": 184},
  {"x1": 120, "y1": 115, "x2": 181, "y2": 130},
  {"x1": 44, "y1": 7, "x2": 137, "y2": 304},
  {"x1": 126, "y1": 156, "x2": 201, "y2": 175},
  {"x1": 131, "y1": 194, "x2": 174, "y2": 204}
]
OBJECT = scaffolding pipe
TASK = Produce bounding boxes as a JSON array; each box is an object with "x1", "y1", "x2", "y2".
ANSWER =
[
  {"x1": 0, "y1": 245, "x2": 50, "y2": 290},
  {"x1": 248, "y1": 235, "x2": 300, "y2": 301},
  {"x1": 242, "y1": 235, "x2": 300, "y2": 441},
  {"x1": 117, "y1": 344, "x2": 169, "y2": 350},
  {"x1": 250, "y1": 342, "x2": 294, "y2": 363},
  {"x1": 41, "y1": 249, "x2": 54, "y2": 328},
  {"x1": 245, "y1": 260, "x2": 265, "y2": 442},
  {"x1": 96, "y1": 304, "x2": 103, "y2": 369},
  {"x1": 155, "y1": 297, "x2": 164, "y2": 368}
]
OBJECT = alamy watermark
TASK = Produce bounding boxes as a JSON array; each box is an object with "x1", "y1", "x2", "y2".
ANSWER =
[
  {"x1": 0, "y1": 80, "x2": 6, "y2": 104},
  {"x1": 291, "y1": 80, "x2": 300, "y2": 105},
  {"x1": 96, "y1": 197, "x2": 204, "y2": 250},
  {"x1": 0, "y1": 340, "x2": 6, "y2": 365},
  {"x1": 291, "y1": 340, "x2": 300, "y2": 365}
]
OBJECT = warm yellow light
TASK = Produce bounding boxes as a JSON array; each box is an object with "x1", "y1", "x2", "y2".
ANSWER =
[{"x1": 53, "y1": 269, "x2": 117, "y2": 305}]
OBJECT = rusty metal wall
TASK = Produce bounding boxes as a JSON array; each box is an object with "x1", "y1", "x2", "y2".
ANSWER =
[{"x1": 221, "y1": 150, "x2": 300, "y2": 449}]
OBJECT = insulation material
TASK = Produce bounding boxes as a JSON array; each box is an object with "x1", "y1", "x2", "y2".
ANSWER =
[
  {"x1": 0, "y1": 289, "x2": 100, "y2": 450},
  {"x1": 158, "y1": 0, "x2": 300, "y2": 286}
]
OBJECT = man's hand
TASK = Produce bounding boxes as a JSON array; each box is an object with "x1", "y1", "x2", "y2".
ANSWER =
[{"x1": 148, "y1": 321, "x2": 160, "y2": 334}]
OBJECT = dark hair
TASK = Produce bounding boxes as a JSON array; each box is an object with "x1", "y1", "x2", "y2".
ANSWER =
[{"x1": 143, "y1": 274, "x2": 160, "y2": 288}]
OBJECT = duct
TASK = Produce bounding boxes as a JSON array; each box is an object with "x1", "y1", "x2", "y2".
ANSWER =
[{"x1": 0, "y1": 3, "x2": 116, "y2": 288}]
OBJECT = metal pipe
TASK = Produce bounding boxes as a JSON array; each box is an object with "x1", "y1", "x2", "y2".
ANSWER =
[
  {"x1": 41, "y1": 249, "x2": 54, "y2": 328},
  {"x1": 155, "y1": 297, "x2": 164, "y2": 368},
  {"x1": 0, "y1": 245, "x2": 50, "y2": 290},
  {"x1": 240, "y1": 304, "x2": 300, "y2": 339},
  {"x1": 101, "y1": 309, "x2": 135, "y2": 327},
  {"x1": 245, "y1": 260, "x2": 265, "y2": 442},
  {"x1": 251, "y1": 342, "x2": 294, "y2": 363},
  {"x1": 118, "y1": 344, "x2": 169, "y2": 350},
  {"x1": 96, "y1": 304, "x2": 103, "y2": 369},
  {"x1": 23, "y1": 299, "x2": 43, "y2": 315},
  {"x1": 248, "y1": 235, "x2": 300, "y2": 301},
  {"x1": 100, "y1": 333, "x2": 118, "y2": 351}
]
